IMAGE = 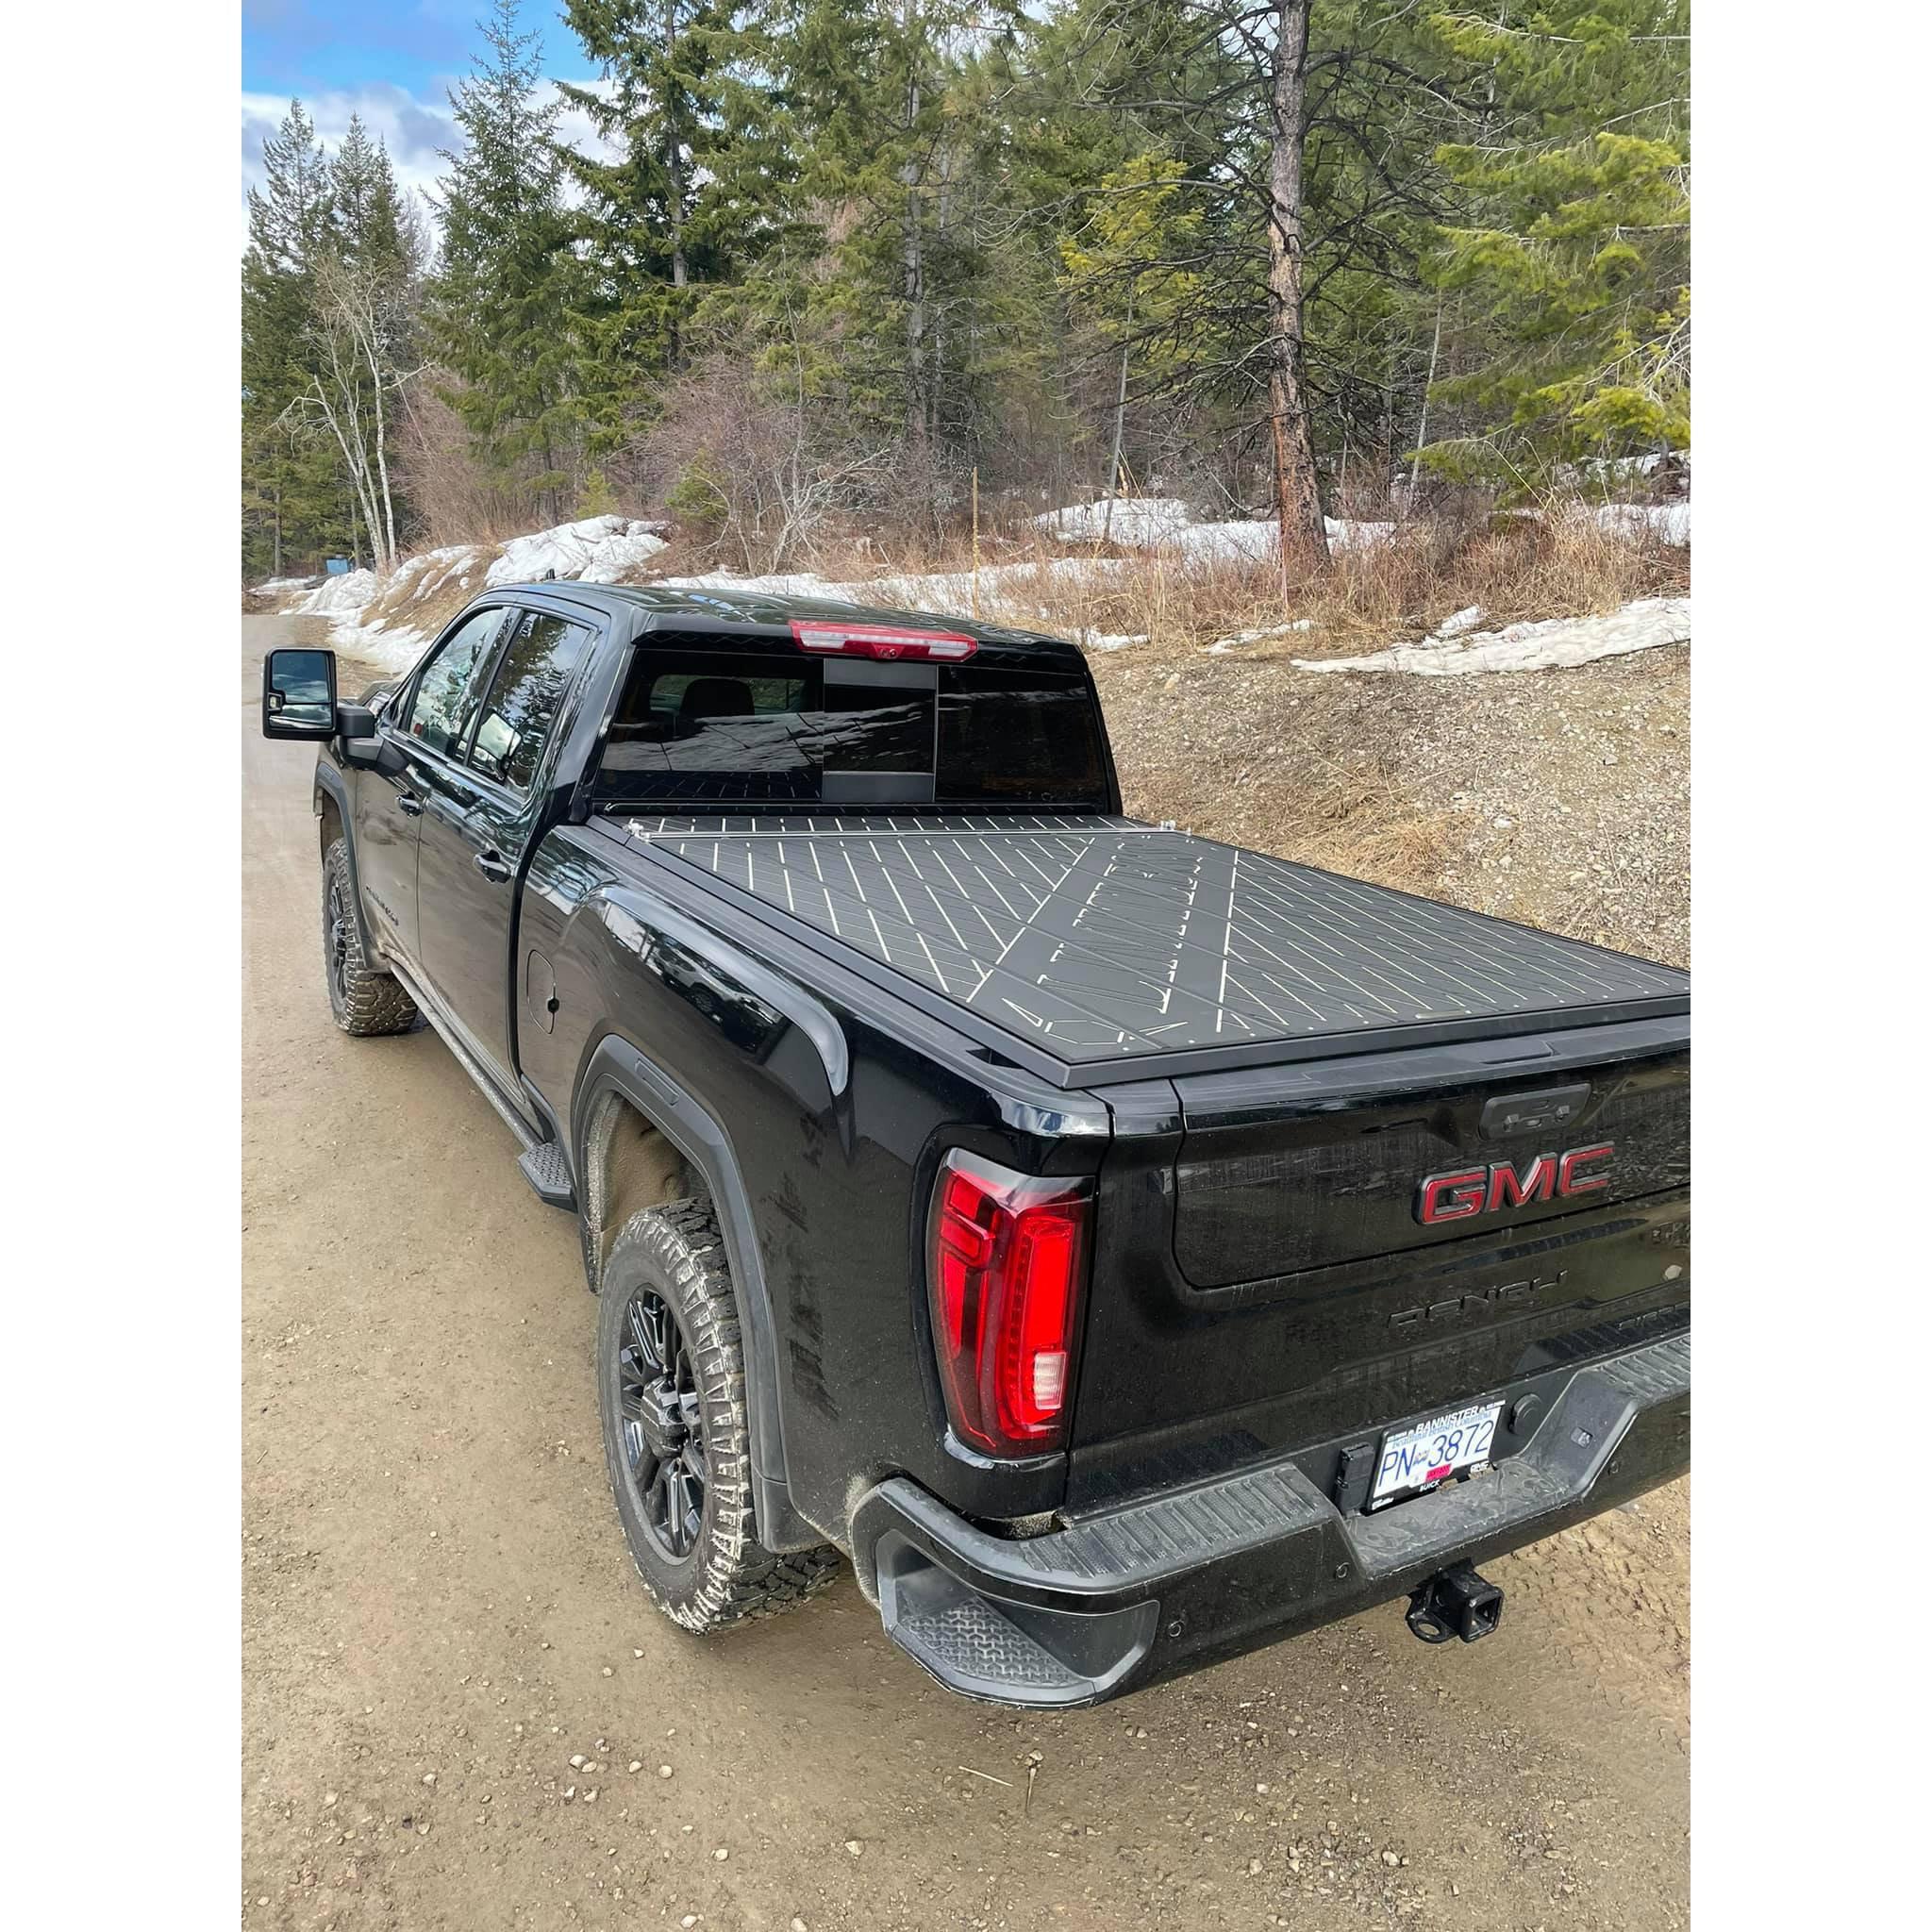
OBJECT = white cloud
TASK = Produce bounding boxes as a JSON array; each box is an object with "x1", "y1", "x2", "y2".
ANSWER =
[
  {"x1": 241, "y1": 77, "x2": 616, "y2": 245},
  {"x1": 242, "y1": 83, "x2": 456, "y2": 214}
]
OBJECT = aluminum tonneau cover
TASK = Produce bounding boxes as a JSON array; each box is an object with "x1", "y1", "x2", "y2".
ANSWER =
[{"x1": 595, "y1": 811, "x2": 1689, "y2": 1090}]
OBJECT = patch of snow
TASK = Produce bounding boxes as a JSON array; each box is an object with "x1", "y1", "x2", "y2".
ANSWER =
[
  {"x1": 1434, "y1": 605, "x2": 1486, "y2": 639},
  {"x1": 383, "y1": 542, "x2": 491, "y2": 604},
  {"x1": 288, "y1": 569, "x2": 379, "y2": 620},
  {"x1": 1208, "y1": 618, "x2": 1315, "y2": 655},
  {"x1": 1589, "y1": 501, "x2": 1690, "y2": 546},
  {"x1": 1031, "y1": 497, "x2": 1197, "y2": 547},
  {"x1": 1033, "y1": 498, "x2": 1395, "y2": 563},
  {"x1": 657, "y1": 554, "x2": 1132, "y2": 627},
  {"x1": 1294, "y1": 596, "x2": 1690, "y2": 677},
  {"x1": 343, "y1": 624, "x2": 435, "y2": 674},
  {"x1": 486, "y1": 514, "x2": 668, "y2": 587},
  {"x1": 1079, "y1": 630, "x2": 1150, "y2": 653},
  {"x1": 253, "y1": 574, "x2": 319, "y2": 595}
]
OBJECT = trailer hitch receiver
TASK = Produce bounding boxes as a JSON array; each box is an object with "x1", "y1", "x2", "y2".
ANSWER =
[{"x1": 1405, "y1": 1560, "x2": 1504, "y2": 1644}]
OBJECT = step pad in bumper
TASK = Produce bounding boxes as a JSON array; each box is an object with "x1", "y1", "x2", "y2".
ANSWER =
[{"x1": 853, "y1": 1329, "x2": 1689, "y2": 1707}]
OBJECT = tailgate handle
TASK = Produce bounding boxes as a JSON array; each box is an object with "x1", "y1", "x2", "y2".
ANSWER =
[{"x1": 1478, "y1": 1082, "x2": 1591, "y2": 1142}]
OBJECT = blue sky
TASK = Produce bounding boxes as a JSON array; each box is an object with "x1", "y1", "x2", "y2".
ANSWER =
[{"x1": 241, "y1": 1, "x2": 602, "y2": 225}]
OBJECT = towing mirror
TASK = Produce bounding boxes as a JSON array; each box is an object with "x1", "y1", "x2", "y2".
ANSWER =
[{"x1": 262, "y1": 648, "x2": 338, "y2": 741}]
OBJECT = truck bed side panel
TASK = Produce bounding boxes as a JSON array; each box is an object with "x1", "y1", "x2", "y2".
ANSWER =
[{"x1": 515, "y1": 824, "x2": 1106, "y2": 1541}]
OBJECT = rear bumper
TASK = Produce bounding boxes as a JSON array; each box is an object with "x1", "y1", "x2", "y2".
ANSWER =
[{"x1": 851, "y1": 1330, "x2": 1689, "y2": 1707}]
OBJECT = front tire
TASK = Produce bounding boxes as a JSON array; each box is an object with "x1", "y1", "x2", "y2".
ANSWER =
[
  {"x1": 597, "y1": 1201, "x2": 839, "y2": 1631},
  {"x1": 322, "y1": 837, "x2": 418, "y2": 1036}
]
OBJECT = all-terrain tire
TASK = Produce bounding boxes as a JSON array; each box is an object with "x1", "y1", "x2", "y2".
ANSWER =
[
  {"x1": 322, "y1": 837, "x2": 418, "y2": 1036},
  {"x1": 597, "y1": 1200, "x2": 840, "y2": 1631}
]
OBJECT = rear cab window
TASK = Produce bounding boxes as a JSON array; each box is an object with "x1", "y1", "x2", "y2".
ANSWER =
[{"x1": 592, "y1": 632, "x2": 1109, "y2": 809}]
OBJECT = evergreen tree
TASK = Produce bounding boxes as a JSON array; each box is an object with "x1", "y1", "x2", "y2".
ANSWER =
[
  {"x1": 1420, "y1": 0, "x2": 1690, "y2": 490},
  {"x1": 774, "y1": 1, "x2": 1026, "y2": 480},
  {"x1": 242, "y1": 1, "x2": 1691, "y2": 573},
  {"x1": 242, "y1": 100, "x2": 352, "y2": 576},
  {"x1": 426, "y1": 0, "x2": 587, "y2": 514},
  {"x1": 557, "y1": 1, "x2": 794, "y2": 449}
]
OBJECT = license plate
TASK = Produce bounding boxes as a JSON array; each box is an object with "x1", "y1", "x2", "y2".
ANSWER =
[{"x1": 1369, "y1": 1400, "x2": 1503, "y2": 1509}]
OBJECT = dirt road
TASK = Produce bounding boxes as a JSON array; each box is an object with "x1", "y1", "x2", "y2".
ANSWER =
[{"x1": 242, "y1": 614, "x2": 1689, "y2": 1931}]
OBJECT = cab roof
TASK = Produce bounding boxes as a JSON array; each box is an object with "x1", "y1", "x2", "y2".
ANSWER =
[{"x1": 491, "y1": 579, "x2": 1088, "y2": 671}]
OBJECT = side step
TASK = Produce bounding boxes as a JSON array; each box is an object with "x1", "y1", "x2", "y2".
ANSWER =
[{"x1": 518, "y1": 1141, "x2": 577, "y2": 1212}]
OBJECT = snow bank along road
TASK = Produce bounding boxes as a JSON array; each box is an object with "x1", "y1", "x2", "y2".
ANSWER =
[{"x1": 243, "y1": 617, "x2": 1689, "y2": 1932}]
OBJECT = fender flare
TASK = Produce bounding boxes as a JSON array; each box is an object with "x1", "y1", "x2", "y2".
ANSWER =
[
  {"x1": 312, "y1": 764, "x2": 384, "y2": 968},
  {"x1": 571, "y1": 1034, "x2": 819, "y2": 1552}
]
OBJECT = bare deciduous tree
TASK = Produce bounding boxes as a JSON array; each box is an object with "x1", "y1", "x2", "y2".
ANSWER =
[
  {"x1": 640, "y1": 353, "x2": 895, "y2": 575},
  {"x1": 283, "y1": 251, "x2": 421, "y2": 575}
]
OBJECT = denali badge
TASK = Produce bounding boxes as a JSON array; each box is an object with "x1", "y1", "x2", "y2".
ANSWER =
[{"x1": 1414, "y1": 1143, "x2": 1614, "y2": 1225}]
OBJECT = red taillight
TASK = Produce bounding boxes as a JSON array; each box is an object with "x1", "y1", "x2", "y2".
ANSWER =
[
  {"x1": 927, "y1": 1151, "x2": 1090, "y2": 1455},
  {"x1": 790, "y1": 619, "x2": 978, "y2": 662}
]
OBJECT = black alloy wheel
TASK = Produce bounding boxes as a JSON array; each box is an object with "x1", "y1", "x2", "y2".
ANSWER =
[
  {"x1": 325, "y1": 871, "x2": 353, "y2": 1008},
  {"x1": 615, "y1": 1289, "x2": 708, "y2": 1561}
]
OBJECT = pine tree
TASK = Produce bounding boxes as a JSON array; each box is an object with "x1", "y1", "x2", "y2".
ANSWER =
[
  {"x1": 242, "y1": 99, "x2": 352, "y2": 576},
  {"x1": 1057, "y1": 151, "x2": 1205, "y2": 508},
  {"x1": 1420, "y1": 0, "x2": 1690, "y2": 490},
  {"x1": 426, "y1": 0, "x2": 587, "y2": 515},
  {"x1": 557, "y1": 1, "x2": 793, "y2": 448},
  {"x1": 773, "y1": 1, "x2": 1026, "y2": 482}
]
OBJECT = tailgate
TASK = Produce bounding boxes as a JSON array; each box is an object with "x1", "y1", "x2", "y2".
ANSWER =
[{"x1": 1066, "y1": 1018, "x2": 1690, "y2": 1503}]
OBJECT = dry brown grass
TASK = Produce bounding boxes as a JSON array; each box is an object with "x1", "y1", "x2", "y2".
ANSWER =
[
  {"x1": 1274, "y1": 757, "x2": 1457, "y2": 891},
  {"x1": 1092, "y1": 652, "x2": 1460, "y2": 902},
  {"x1": 722, "y1": 502, "x2": 1688, "y2": 659}
]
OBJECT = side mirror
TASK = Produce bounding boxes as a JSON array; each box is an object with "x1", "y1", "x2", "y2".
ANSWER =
[{"x1": 262, "y1": 648, "x2": 338, "y2": 741}]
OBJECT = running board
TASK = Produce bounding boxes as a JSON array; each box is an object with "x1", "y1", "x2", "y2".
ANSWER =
[
  {"x1": 385, "y1": 956, "x2": 546, "y2": 1150},
  {"x1": 518, "y1": 1141, "x2": 577, "y2": 1212}
]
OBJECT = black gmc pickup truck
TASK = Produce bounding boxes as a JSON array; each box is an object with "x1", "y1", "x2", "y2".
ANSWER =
[{"x1": 260, "y1": 581, "x2": 1690, "y2": 1707}]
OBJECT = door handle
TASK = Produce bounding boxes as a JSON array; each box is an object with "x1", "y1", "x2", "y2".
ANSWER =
[
  {"x1": 396, "y1": 791, "x2": 425, "y2": 817},
  {"x1": 474, "y1": 849, "x2": 513, "y2": 883}
]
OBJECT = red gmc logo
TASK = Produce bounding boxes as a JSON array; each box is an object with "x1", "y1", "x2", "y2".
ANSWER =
[{"x1": 1414, "y1": 1143, "x2": 1615, "y2": 1225}]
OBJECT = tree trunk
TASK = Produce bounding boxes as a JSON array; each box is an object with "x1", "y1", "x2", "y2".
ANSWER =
[
  {"x1": 665, "y1": 0, "x2": 687, "y2": 374},
  {"x1": 1406, "y1": 300, "x2": 1444, "y2": 513},
  {"x1": 901, "y1": 7, "x2": 926, "y2": 454},
  {"x1": 1265, "y1": 0, "x2": 1328, "y2": 591},
  {"x1": 1103, "y1": 290, "x2": 1134, "y2": 541}
]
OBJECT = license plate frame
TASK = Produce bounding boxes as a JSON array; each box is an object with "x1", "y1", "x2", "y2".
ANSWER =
[{"x1": 1368, "y1": 1400, "x2": 1504, "y2": 1510}]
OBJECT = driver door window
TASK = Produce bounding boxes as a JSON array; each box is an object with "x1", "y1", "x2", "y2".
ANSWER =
[{"x1": 402, "y1": 608, "x2": 508, "y2": 757}]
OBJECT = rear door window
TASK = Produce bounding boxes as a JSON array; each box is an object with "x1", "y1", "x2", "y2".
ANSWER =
[
  {"x1": 402, "y1": 608, "x2": 508, "y2": 757},
  {"x1": 467, "y1": 610, "x2": 595, "y2": 793}
]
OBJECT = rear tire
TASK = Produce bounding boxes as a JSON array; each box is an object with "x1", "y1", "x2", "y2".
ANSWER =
[
  {"x1": 597, "y1": 1200, "x2": 839, "y2": 1631},
  {"x1": 322, "y1": 837, "x2": 417, "y2": 1036}
]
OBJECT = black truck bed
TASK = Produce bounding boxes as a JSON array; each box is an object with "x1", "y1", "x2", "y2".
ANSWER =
[{"x1": 601, "y1": 812, "x2": 1688, "y2": 1087}]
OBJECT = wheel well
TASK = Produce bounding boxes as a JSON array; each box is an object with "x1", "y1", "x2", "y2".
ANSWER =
[
  {"x1": 318, "y1": 791, "x2": 343, "y2": 859},
  {"x1": 580, "y1": 1090, "x2": 695, "y2": 1291}
]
